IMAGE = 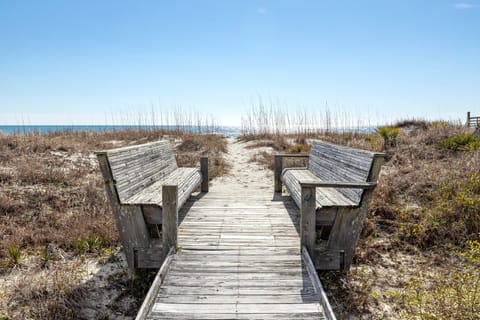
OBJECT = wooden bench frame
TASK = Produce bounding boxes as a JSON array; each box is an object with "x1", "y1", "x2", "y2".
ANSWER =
[
  {"x1": 96, "y1": 140, "x2": 208, "y2": 270},
  {"x1": 274, "y1": 140, "x2": 384, "y2": 270}
]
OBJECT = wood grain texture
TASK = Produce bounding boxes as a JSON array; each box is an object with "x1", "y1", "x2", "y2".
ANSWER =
[
  {"x1": 162, "y1": 185, "x2": 178, "y2": 258},
  {"x1": 138, "y1": 190, "x2": 330, "y2": 319},
  {"x1": 200, "y1": 156, "x2": 209, "y2": 192},
  {"x1": 280, "y1": 140, "x2": 384, "y2": 271},
  {"x1": 96, "y1": 140, "x2": 205, "y2": 270}
]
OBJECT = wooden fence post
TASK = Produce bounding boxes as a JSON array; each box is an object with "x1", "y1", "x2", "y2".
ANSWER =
[
  {"x1": 300, "y1": 184, "x2": 316, "y2": 253},
  {"x1": 200, "y1": 156, "x2": 209, "y2": 193},
  {"x1": 274, "y1": 155, "x2": 283, "y2": 193},
  {"x1": 162, "y1": 185, "x2": 178, "y2": 258}
]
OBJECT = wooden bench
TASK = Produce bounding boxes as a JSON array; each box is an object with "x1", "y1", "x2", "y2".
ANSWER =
[
  {"x1": 274, "y1": 140, "x2": 384, "y2": 270},
  {"x1": 96, "y1": 140, "x2": 208, "y2": 270}
]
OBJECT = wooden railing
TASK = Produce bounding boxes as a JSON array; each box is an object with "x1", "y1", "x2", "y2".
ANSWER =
[{"x1": 467, "y1": 112, "x2": 480, "y2": 128}]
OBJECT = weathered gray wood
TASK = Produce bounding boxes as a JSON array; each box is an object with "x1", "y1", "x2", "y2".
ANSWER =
[
  {"x1": 97, "y1": 153, "x2": 151, "y2": 269},
  {"x1": 282, "y1": 169, "x2": 359, "y2": 208},
  {"x1": 152, "y1": 303, "x2": 322, "y2": 314},
  {"x1": 137, "y1": 187, "x2": 329, "y2": 319},
  {"x1": 274, "y1": 155, "x2": 283, "y2": 192},
  {"x1": 303, "y1": 247, "x2": 336, "y2": 320},
  {"x1": 96, "y1": 140, "x2": 207, "y2": 271},
  {"x1": 301, "y1": 185, "x2": 316, "y2": 254},
  {"x1": 162, "y1": 184, "x2": 178, "y2": 258},
  {"x1": 200, "y1": 156, "x2": 209, "y2": 192},
  {"x1": 142, "y1": 206, "x2": 162, "y2": 225},
  {"x1": 135, "y1": 247, "x2": 174, "y2": 320},
  {"x1": 467, "y1": 112, "x2": 480, "y2": 127},
  {"x1": 299, "y1": 181, "x2": 376, "y2": 189},
  {"x1": 312, "y1": 248, "x2": 342, "y2": 270},
  {"x1": 119, "y1": 206, "x2": 150, "y2": 268},
  {"x1": 275, "y1": 154, "x2": 310, "y2": 193},
  {"x1": 106, "y1": 141, "x2": 177, "y2": 202},
  {"x1": 125, "y1": 167, "x2": 202, "y2": 207},
  {"x1": 134, "y1": 246, "x2": 163, "y2": 268},
  {"x1": 308, "y1": 140, "x2": 381, "y2": 203},
  {"x1": 280, "y1": 140, "x2": 384, "y2": 271}
]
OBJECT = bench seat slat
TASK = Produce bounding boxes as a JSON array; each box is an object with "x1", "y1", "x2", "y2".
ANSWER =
[
  {"x1": 282, "y1": 169, "x2": 359, "y2": 209},
  {"x1": 125, "y1": 167, "x2": 202, "y2": 208}
]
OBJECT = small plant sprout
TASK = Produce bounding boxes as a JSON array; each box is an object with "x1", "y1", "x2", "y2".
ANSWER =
[{"x1": 7, "y1": 245, "x2": 22, "y2": 267}]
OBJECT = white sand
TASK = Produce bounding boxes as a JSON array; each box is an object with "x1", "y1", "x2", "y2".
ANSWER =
[{"x1": 210, "y1": 138, "x2": 273, "y2": 192}]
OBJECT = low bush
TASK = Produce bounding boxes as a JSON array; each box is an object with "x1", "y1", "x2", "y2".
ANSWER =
[
  {"x1": 400, "y1": 241, "x2": 480, "y2": 319},
  {"x1": 441, "y1": 133, "x2": 479, "y2": 151},
  {"x1": 399, "y1": 173, "x2": 480, "y2": 248}
]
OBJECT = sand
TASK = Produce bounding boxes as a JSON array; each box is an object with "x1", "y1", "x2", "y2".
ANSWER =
[{"x1": 210, "y1": 138, "x2": 273, "y2": 192}]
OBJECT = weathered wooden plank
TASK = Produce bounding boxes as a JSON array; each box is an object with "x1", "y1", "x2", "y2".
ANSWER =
[
  {"x1": 200, "y1": 156, "x2": 208, "y2": 192},
  {"x1": 151, "y1": 303, "x2": 322, "y2": 314},
  {"x1": 134, "y1": 245, "x2": 163, "y2": 269},
  {"x1": 301, "y1": 185, "x2": 316, "y2": 253},
  {"x1": 303, "y1": 247, "x2": 337, "y2": 320},
  {"x1": 154, "y1": 294, "x2": 319, "y2": 304},
  {"x1": 162, "y1": 185, "x2": 178, "y2": 258},
  {"x1": 157, "y1": 286, "x2": 317, "y2": 296},
  {"x1": 148, "y1": 312, "x2": 322, "y2": 320},
  {"x1": 274, "y1": 154, "x2": 283, "y2": 192},
  {"x1": 135, "y1": 247, "x2": 174, "y2": 320}
]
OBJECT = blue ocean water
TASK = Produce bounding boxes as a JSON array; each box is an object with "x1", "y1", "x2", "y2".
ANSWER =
[{"x1": 0, "y1": 125, "x2": 243, "y2": 138}]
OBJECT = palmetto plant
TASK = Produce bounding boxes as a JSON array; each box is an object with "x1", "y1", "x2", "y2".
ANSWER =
[{"x1": 376, "y1": 126, "x2": 401, "y2": 151}]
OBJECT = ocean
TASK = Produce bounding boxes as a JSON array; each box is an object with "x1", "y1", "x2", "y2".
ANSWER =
[{"x1": 0, "y1": 125, "x2": 244, "y2": 138}]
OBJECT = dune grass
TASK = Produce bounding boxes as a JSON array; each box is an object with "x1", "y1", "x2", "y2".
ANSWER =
[
  {"x1": 241, "y1": 119, "x2": 480, "y2": 319},
  {"x1": 0, "y1": 128, "x2": 229, "y2": 320}
]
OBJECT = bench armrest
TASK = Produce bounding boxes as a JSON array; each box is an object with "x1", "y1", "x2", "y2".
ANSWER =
[
  {"x1": 299, "y1": 180, "x2": 377, "y2": 189},
  {"x1": 274, "y1": 154, "x2": 309, "y2": 192}
]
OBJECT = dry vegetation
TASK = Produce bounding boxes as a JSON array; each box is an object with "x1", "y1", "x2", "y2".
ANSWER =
[
  {"x1": 241, "y1": 120, "x2": 480, "y2": 319},
  {"x1": 0, "y1": 129, "x2": 229, "y2": 320}
]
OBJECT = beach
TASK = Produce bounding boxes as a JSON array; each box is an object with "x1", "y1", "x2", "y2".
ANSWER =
[{"x1": 1, "y1": 124, "x2": 479, "y2": 319}]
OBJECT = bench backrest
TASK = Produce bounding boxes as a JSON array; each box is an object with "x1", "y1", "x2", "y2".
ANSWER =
[
  {"x1": 99, "y1": 140, "x2": 177, "y2": 203},
  {"x1": 308, "y1": 140, "x2": 381, "y2": 204}
]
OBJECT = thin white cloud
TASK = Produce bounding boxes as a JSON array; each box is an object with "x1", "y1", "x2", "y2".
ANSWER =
[
  {"x1": 452, "y1": 2, "x2": 477, "y2": 9},
  {"x1": 257, "y1": 7, "x2": 267, "y2": 15}
]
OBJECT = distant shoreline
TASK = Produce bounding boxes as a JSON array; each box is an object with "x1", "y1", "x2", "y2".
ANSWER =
[
  {"x1": 0, "y1": 125, "x2": 243, "y2": 138},
  {"x1": 0, "y1": 124, "x2": 376, "y2": 137}
]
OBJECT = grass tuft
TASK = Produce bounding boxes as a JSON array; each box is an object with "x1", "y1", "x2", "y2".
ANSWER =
[{"x1": 7, "y1": 245, "x2": 21, "y2": 267}]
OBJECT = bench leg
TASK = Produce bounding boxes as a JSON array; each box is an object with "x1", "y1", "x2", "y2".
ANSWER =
[
  {"x1": 119, "y1": 206, "x2": 150, "y2": 270},
  {"x1": 162, "y1": 185, "x2": 178, "y2": 258},
  {"x1": 300, "y1": 185, "x2": 316, "y2": 254},
  {"x1": 201, "y1": 156, "x2": 209, "y2": 193},
  {"x1": 274, "y1": 155, "x2": 283, "y2": 193}
]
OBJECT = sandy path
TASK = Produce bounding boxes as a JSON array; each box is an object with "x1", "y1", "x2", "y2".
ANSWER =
[{"x1": 210, "y1": 138, "x2": 273, "y2": 192}]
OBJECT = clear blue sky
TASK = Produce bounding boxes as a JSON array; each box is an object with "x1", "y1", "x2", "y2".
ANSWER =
[{"x1": 1, "y1": 0, "x2": 479, "y2": 125}]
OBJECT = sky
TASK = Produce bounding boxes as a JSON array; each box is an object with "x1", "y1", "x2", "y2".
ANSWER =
[{"x1": 0, "y1": 0, "x2": 479, "y2": 126}]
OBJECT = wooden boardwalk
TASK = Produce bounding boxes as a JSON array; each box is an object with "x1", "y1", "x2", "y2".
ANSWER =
[{"x1": 138, "y1": 188, "x2": 333, "y2": 319}]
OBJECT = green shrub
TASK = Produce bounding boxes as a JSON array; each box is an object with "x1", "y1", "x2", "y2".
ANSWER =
[
  {"x1": 400, "y1": 241, "x2": 480, "y2": 319},
  {"x1": 376, "y1": 126, "x2": 401, "y2": 150},
  {"x1": 402, "y1": 173, "x2": 480, "y2": 247},
  {"x1": 72, "y1": 236, "x2": 106, "y2": 255},
  {"x1": 441, "y1": 134, "x2": 478, "y2": 151}
]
